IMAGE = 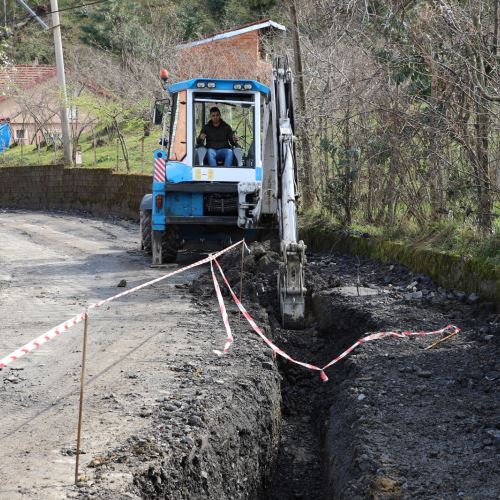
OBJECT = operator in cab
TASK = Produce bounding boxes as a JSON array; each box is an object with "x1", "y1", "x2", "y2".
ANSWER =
[{"x1": 197, "y1": 107, "x2": 239, "y2": 167}]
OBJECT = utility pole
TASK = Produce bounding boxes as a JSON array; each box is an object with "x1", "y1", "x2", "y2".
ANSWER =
[
  {"x1": 50, "y1": 0, "x2": 72, "y2": 165},
  {"x1": 14, "y1": 0, "x2": 72, "y2": 164}
]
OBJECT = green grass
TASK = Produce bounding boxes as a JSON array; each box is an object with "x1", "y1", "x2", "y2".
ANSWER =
[
  {"x1": 0, "y1": 124, "x2": 165, "y2": 174},
  {"x1": 302, "y1": 208, "x2": 500, "y2": 267}
]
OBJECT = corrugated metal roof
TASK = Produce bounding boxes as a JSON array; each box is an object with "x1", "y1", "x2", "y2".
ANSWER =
[{"x1": 177, "y1": 19, "x2": 286, "y2": 49}]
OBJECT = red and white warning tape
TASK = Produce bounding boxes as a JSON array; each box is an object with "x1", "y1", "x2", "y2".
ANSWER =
[
  {"x1": 213, "y1": 258, "x2": 461, "y2": 382},
  {"x1": 0, "y1": 312, "x2": 88, "y2": 371},
  {"x1": 213, "y1": 259, "x2": 329, "y2": 377},
  {"x1": 0, "y1": 239, "x2": 462, "y2": 382},
  {"x1": 0, "y1": 240, "x2": 244, "y2": 370},
  {"x1": 211, "y1": 260, "x2": 233, "y2": 356}
]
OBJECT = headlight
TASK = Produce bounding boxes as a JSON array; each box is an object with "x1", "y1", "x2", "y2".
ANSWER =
[
  {"x1": 243, "y1": 83, "x2": 253, "y2": 90},
  {"x1": 233, "y1": 84, "x2": 242, "y2": 90},
  {"x1": 196, "y1": 82, "x2": 206, "y2": 88},
  {"x1": 207, "y1": 82, "x2": 216, "y2": 88}
]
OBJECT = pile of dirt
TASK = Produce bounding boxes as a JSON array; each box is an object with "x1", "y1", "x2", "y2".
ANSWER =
[
  {"x1": 84, "y1": 242, "x2": 499, "y2": 499},
  {"x1": 264, "y1": 251, "x2": 499, "y2": 499},
  {"x1": 83, "y1": 244, "x2": 283, "y2": 499}
]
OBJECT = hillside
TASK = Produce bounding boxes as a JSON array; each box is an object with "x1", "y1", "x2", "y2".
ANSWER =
[
  {"x1": 1, "y1": 0, "x2": 499, "y2": 244},
  {"x1": 3, "y1": 0, "x2": 281, "y2": 65}
]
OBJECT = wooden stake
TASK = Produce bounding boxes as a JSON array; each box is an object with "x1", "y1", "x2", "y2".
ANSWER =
[
  {"x1": 140, "y1": 138, "x2": 145, "y2": 173},
  {"x1": 115, "y1": 138, "x2": 119, "y2": 171},
  {"x1": 238, "y1": 241, "x2": 245, "y2": 325},
  {"x1": 75, "y1": 311, "x2": 89, "y2": 484},
  {"x1": 424, "y1": 330, "x2": 459, "y2": 350}
]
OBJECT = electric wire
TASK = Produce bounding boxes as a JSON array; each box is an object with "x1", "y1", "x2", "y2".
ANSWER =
[{"x1": 7, "y1": 0, "x2": 114, "y2": 27}]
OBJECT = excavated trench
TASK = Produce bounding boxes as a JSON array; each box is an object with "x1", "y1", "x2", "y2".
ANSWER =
[
  {"x1": 263, "y1": 301, "x2": 376, "y2": 499},
  {"x1": 213, "y1": 243, "x2": 388, "y2": 499},
  {"x1": 89, "y1": 240, "x2": 499, "y2": 499},
  {"x1": 265, "y1": 309, "x2": 369, "y2": 500},
  {"x1": 131, "y1": 243, "x2": 377, "y2": 500}
]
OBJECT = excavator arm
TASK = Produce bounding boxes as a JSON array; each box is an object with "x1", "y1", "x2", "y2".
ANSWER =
[{"x1": 272, "y1": 57, "x2": 307, "y2": 328}]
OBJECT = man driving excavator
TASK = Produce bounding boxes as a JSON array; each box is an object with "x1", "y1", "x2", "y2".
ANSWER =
[{"x1": 197, "y1": 107, "x2": 239, "y2": 167}]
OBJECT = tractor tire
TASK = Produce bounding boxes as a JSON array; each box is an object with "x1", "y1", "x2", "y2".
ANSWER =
[
  {"x1": 140, "y1": 210, "x2": 152, "y2": 254},
  {"x1": 161, "y1": 225, "x2": 181, "y2": 263}
]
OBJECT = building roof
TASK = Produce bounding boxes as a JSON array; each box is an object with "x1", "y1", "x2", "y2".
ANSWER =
[
  {"x1": 0, "y1": 64, "x2": 57, "y2": 102},
  {"x1": 177, "y1": 19, "x2": 286, "y2": 49}
]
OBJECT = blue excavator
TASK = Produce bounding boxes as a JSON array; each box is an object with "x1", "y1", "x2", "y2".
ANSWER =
[{"x1": 139, "y1": 58, "x2": 306, "y2": 328}]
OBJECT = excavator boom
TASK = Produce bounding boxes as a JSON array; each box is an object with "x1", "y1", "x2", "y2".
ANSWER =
[{"x1": 271, "y1": 57, "x2": 306, "y2": 328}]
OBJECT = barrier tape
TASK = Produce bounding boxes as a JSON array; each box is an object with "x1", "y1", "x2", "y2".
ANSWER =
[
  {"x1": 213, "y1": 258, "x2": 328, "y2": 376},
  {"x1": 210, "y1": 260, "x2": 233, "y2": 356},
  {"x1": 0, "y1": 312, "x2": 88, "y2": 371},
  {"x1": 213, "y1": 258, "x2": 461, "y2": 382},
  {"x1": 319, "y1": 325, "x2": 461, "y2": 377},
  {"x1": 0, "y1": 240, "x2": 244, "y2": 370},
  {"x1": 1, "y1": 237, "x2": 462, "y2": 382}
]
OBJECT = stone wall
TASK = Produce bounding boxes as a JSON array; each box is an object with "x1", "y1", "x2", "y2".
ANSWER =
[{"x1": 0, "y1": 165, "x2": 151, "y2": 220}]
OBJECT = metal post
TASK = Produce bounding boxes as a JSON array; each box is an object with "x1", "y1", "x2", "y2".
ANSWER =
[
  {"x1": 50, "y1": 0, "x2": 73, "y2": 165},
  {"x1": 75, "y1": 310, "x2": 89, "y2": 484},
  {"x1": 161, "y1": 107, "x2": 168, "y2": 152}
]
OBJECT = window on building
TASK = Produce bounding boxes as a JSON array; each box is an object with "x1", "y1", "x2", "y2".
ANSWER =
[{"x1": 15, "y1": 129, "x2": 25, "y2": 140}]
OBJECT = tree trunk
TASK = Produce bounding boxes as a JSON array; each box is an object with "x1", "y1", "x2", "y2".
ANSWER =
[
  {"x1": 474, "y1": 96, "x2": 492, "y2": 233},
  {"x1": 113, "y1": 119, "x2": 130, "y2": 173},
  {"x1": 376, "y1": 85, "x2": 401, "y2": 226},
  {"x1": 290, "y1": 0, "x2": 314, "y2": 207},
  {"x1": 428, "y1": 63, "x2": 445, "y2": 221}
]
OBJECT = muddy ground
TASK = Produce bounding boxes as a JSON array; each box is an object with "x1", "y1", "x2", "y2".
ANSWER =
[
  {"x1": 264, "y1": 250, "x2": 500, "y2": 500},
  {"x1": 0, "y1": 210, "x2": 280, "y2": 499},
  {"x1": 1, "y1": 210, "x2": 499, "y2": 499}
]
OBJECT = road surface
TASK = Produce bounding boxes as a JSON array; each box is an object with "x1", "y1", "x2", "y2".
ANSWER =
[{"x1": 0, "y1": 210, "x2": 205, "y2": 498}]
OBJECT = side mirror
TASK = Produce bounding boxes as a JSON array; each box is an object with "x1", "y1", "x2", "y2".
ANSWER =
[
  {"x1": 153, "y1": 103, "x2": 164, "y2": 125},
  {"x1": 152, "y1": 98, "x2": 170, "y2": 125}
]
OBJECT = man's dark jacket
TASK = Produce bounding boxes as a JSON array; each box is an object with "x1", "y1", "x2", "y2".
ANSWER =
[{"x1": 198, "y1": 120, "x2": 235, "y2": 150}]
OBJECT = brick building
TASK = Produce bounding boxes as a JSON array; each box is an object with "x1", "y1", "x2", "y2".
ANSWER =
[
  {"x1": 175, "y1": 19, "x2": 286, "y2": 83},
  {"x1": 0, "y1": 64, "x2": 91, "y2": 148}
]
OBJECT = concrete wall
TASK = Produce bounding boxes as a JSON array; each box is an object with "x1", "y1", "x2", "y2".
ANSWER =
[{"x1": 0, "y1": 165, "x2": 151, "y2": 220}]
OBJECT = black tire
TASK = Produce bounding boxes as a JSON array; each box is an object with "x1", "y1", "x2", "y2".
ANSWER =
[
  {"x1": 161, "y1": 225, "x2": 181, "y2": 263},
  {"x1": 140, "y1": 209, "x2": 152, "y2": 254}
]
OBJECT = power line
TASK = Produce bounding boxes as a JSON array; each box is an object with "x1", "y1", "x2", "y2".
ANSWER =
[
  {"x1": 48, "y1": 0, "x2": 113, "y2": 16},
  {"x1": 9, "y1": 0, "x2": 114, "y2": 27}
]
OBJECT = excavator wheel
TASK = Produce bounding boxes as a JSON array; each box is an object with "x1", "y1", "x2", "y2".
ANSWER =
[
  {"x1": 140, "y1": 209, "x2": 152, "y2": 254},
  {"x1": 161, "y1": 225, "x2": 181, "y2": 263}
]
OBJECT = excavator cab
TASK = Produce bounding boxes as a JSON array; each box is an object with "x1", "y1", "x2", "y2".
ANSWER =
[
  {"x1": 193, "y1": 92, "x2": 256, "y2": 168},
  {"x1": 141, "y1": 61, "x2": 306, "y2": 328},
  {"x1": 141, "y1": 79, "x2": 267, "y2": 262},
  {"x1": 165, "y1": 79, "x2": 266, "y2": 176}
]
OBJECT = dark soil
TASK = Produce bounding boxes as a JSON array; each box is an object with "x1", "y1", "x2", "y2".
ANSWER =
[
  {"x1": 263, "y1": 249, "x2": 500, "y2": 500},
  {"x1": 82, "y1": 249, "x2": 283, "y2": 500},
  {"x1": 86, "y1": 243, "x2": 499, "y2": 499}
]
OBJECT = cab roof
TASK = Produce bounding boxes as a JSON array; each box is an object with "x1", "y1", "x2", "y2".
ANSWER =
[{"x1": 168, "y1": 78, "x2": 270, "y2": 95}]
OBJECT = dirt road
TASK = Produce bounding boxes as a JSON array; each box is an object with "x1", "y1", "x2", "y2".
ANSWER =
[{"x1": 0, "y1": 210, "x2": 208, "y2": 498}]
